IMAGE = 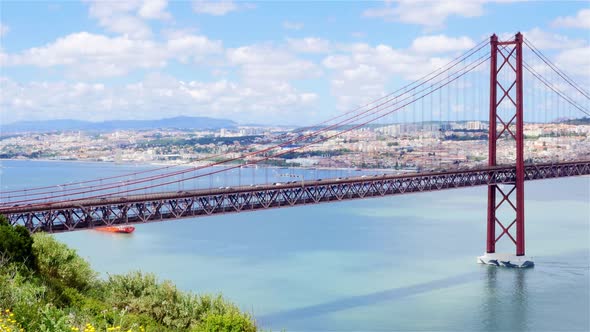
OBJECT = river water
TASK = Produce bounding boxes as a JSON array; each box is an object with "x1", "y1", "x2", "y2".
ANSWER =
[{"x1": 1, "y1": 160, "x2": 589, "y2": 331}]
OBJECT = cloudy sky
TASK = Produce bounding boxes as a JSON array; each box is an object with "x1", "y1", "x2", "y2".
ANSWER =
[{"x1": 0, "y1": 1, "x2": 588, "y2": 125}]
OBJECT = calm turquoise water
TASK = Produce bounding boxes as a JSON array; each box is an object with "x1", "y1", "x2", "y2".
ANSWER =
[{"x1": 1, "y1": 160, "x2": 589, "y2": 331}]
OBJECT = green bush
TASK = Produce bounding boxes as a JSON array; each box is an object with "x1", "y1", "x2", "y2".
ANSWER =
[
  {"x1": 0, "y1": 215, "x2": 35, "y2": 269},
  {"x1": 0, "y1": 265, "x2": 50, "y2": 331},
  {"x1": 196, "y1": 309, "x2": 258, "y2": 332},
  {"x1": 104, "y1": 271, "x2": 257, "y2": 331},
  {"x1": 32, "y1": 233, "x2": 97, "y2": 292},
  {"x1": 0, "y1": 219, "x2": 260, "y2": 331},
  {"x1": 37, "y1": 304, "x2": 72, "y2": 332},
  {"x1": 0, "y1": 266, "x2": 46, "y2": 315}
]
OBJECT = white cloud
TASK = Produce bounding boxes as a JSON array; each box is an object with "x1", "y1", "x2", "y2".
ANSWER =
[
  {"x1": 349, "y1": 44, "x2": 449, "y2": 80},
  {"x1": 552, "y1": 9, "x2": 590, "y2": 29},
  {"x1": 322, "y1": 55, "x2": 352, "y2": 69},
  {"x1": 2, "y1": 32, "x2": 222, "y2": 78},
  {"x1": 167, "y1": 33, "x2": 223, "y2": 62},
  {"x1": 4, "y1": 32, "x2": 163, "y2": 68},
  {"x1": 0, "y1": 78, "x2": 110, "y2": 122},
  {"x1": 341, "y1": 64, "x2": 383, "y2": 82},
  {"x1": 523, "y1": 28, "x2": 587, "y2": 50},
  {"x1": 88, "y1": 0, "x2": 152, "y2": 39},
  {"x1": 0, "y1": 24, "x2": 9, "y2": 37},
  {"x1": 411, "y1": 35, "x2": 476, "y2": 53},
  {"x1": 555, "y1": 47, "x2": 590, "y2": 83},
  {"x1": 363, "y1": 0, "x2": 484, "y2": 28},
  {"x1": 1, "y1": 31, "x2": 323, "y2": 124},
  {"x1": 322, "y1": 44, "x2": 423, "y2": 110},
  {"x1": 101, "y1": 15, "x2": 153, "y2": 39},
  {"x1": 497, "y1": 28, "x2": 588, "y2": 83},
  {"x1": 287, "y1": 37, "x2": 332, "y2": 53},
  {"x1": 138, "y1": 0, "x2": 171, "y2": 19},
  {"x1": 321, "y1": 41, "x2": 453, "y2": 110},
  {"x1": 192, "y1": 0, "x2": 241, "y2": 16},
  {"x1": 0, "y1": 75, "x2": 318, "y2": 125},
  {"x1": 283, "y1": 21, "x2": 304, "y2": 30},
  {"x1": 227, "y1": 45, "x2": 321, "y2": 83},
  {"x1": 87, "y1": 0, "x2": 171, "y2": 38}
]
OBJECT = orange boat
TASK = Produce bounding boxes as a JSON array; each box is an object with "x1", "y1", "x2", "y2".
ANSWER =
[{"x1": 96, "y1": 226, "x2": 135, "y2": 234}]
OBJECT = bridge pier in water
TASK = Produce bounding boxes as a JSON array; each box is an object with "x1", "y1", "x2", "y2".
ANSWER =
[{"x1": 478, "y1": 32, "x2": 533, "y2": 268}]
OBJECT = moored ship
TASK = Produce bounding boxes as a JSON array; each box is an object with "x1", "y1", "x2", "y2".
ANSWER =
[{"x1": 96, "y1": 226, "x2": 135, "y2": 234}]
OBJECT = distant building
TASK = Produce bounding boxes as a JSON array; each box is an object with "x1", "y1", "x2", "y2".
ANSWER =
[{"x1": 466, "y1": 121, "x2": 486, "y2": 130}]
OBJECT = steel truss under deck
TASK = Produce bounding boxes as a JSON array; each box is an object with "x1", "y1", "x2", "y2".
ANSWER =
[{"x1": 3, "y1": 161, "x2": 589, "y2": 233}]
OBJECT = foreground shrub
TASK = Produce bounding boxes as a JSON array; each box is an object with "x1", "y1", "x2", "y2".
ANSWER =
[
  {"x1": 105, "y1": 271, "x2": 257, "y2": 331},
  {"x1": 0, "y1": 215, "x2": 35, "y2": 269},
  {"x1": 32, "y1": 233, "x2": 97, "y2": 292},
  {"x1": 0, "y1": 308, "x2": 25, "y2": 332},
  {"x1": 197, "y1": 309, "x2": 258, "y2": 332},
  {"x1": 0, "y1": 220, "x2": 259, "y2": 331},
  {"x1": 0, "y1": 264, "x2": 46, "y2": 317}
]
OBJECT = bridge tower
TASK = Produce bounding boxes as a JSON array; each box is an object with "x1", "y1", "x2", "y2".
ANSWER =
[{"x1": 478, "y1": 32, "x2": 533, "y2": 268}]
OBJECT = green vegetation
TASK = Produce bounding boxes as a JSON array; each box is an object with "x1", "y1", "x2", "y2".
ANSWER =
[
  {"x1": 524, "y1": 132, "x2": 586, "y2": 139},
  {"x1": 256, "y1": 159, "x2": 292, "y2": 167},
  {"x1": 0, "y1": 218, "x2": 35, "y2": 270},
  {"x1": 0, "y1": 150, "x2": 59, "y2": 159},
  {"x1": 466, "y1": 155, "x2": 486, "y2": 162},
  {"x1": 280, "y1": 149, "x2": 352, "y2": 159},
  {"x1": 0, "y1": 216, "x2": 257, "y2": 331},
  {"x1": 443, "y1": 134, "x2": 487, "y2": 141},
  {"x1": 562, "y1": 116, "x2": 590, "y2": 125},
  {"x1": 137, "y1": 136, "x2": 263, "y2": 149}
]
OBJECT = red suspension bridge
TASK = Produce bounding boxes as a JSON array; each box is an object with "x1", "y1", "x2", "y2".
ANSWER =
[{"x1": 1, "y1": 33, "x2": 589, "y2": 267}]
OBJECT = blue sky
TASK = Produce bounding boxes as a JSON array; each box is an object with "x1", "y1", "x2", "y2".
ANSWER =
[{"x1": 0, "y1": 1, "x2": 588, "y2": 125}]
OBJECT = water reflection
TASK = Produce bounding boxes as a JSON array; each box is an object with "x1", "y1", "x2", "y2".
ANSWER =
[
  {"x1": 481, "y1": 265, "x2": 530, "y2": 331},
  {"x1": 482, "y1": 266, "x2": 499, "y2": 332}
]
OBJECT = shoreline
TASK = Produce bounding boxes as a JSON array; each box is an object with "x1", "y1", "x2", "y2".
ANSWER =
[
  {"x1": 2, "y1": 158, "x2": 587, "y2": 178},
  {"x1": 0, "y1": 157, "x2": 415, "y2": 173}
]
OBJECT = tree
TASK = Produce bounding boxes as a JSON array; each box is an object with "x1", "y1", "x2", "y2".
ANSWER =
[{"x1": 0, "y1": 215, "x2": 35, "y2": 269}]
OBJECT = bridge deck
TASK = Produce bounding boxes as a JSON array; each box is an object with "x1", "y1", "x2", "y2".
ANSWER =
[{"x1": 3, "y1": 161, "x2": 589, "y2": 233}]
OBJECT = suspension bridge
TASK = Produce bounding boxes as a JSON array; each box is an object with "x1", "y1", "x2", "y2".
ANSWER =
[{"x1": 1, "y1": 33, "x2": 589, "y2": 267}]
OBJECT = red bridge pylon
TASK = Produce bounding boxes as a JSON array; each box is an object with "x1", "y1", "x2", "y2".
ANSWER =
[{"x1": 478, "y1": 32, "x2": 533, "y2": 268}]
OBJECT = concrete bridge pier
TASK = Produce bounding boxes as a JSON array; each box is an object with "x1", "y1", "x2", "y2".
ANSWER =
[{"x1": 477, "y1": 253, "x2": 534, "y2": 268}]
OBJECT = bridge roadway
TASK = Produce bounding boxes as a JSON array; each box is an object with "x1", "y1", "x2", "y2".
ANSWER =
[{"x1": 2, "y1": 161, "x2": 589, "y2": 233}]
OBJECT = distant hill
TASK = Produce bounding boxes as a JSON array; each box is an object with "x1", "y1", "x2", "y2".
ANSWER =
[
  {"x1": 0, "y1": 116, "x2": 237, "y2": 134},
  {"x1": 561, "y1": 117, "x2": 590, "y2": 125}
]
